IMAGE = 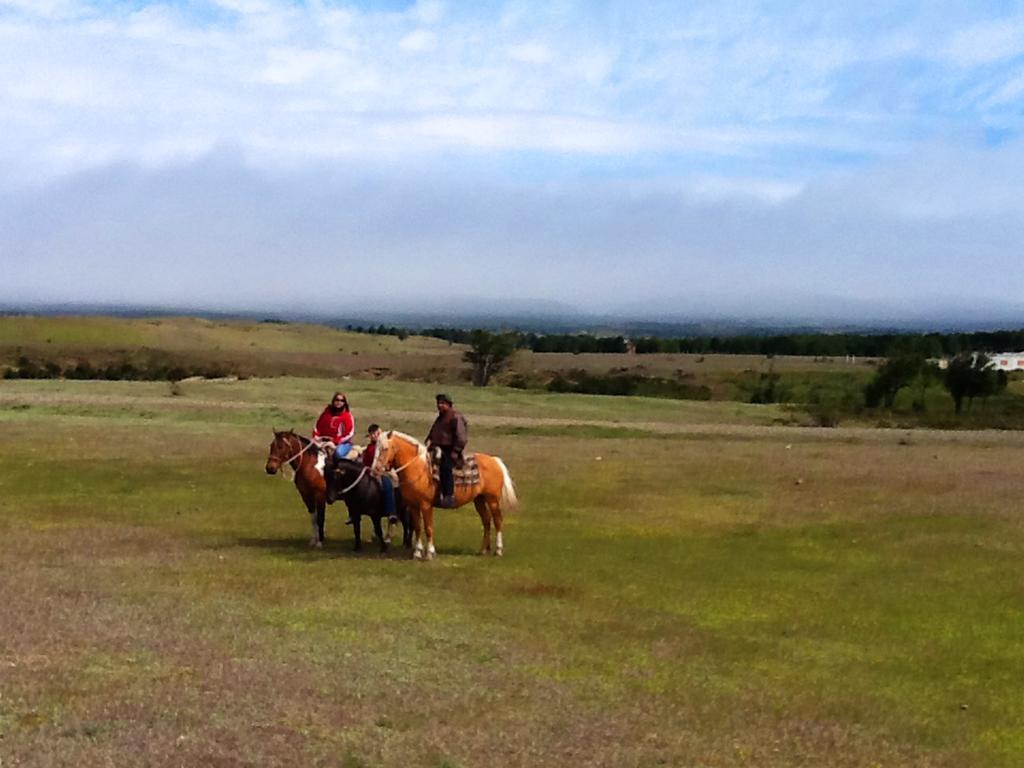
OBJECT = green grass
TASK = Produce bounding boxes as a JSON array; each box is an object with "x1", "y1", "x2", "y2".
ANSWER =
[{"x1": 2, "y1": 377, "x2": 1024, "y2": 766}]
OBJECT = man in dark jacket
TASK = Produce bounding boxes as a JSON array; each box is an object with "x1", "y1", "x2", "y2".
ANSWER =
[{"x1": 425, "y1": 393, "x2": 468, "y2": 508}]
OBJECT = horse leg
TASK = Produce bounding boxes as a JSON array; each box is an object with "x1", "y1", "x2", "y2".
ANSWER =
[
  {"x1": 398, "y1": 498, "x2": 412, "y2": 548},
  {"x1": 352, "y1": 508, "x2": 362, "y2": 552},
  {"x1": 316, "y1": 501, "x2": 326, "y2": 547},
  {"x1": 412, "y1": 504, "x2": 426, "y2": 560},
  {"x1": 306, "y1": 499, "x2": 322, "y2": 549},
  {"x1": 424, "y1": 506, "x2": 436, "y2": 560},
  {"x1": 372, "y1": 514, "x2": 387, "y2": 553},
  {"x1": 401, "y1": 507, "x2": 412, "y2": 549},
  {"x1": 489, "y1": 498, "x2": 504, "y2": 557},
  {"x1": 474, "y1": 496, "x2": 492, "y2": 555}
]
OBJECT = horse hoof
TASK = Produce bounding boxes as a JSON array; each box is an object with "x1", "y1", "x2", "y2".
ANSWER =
[
  {"x1": 495, "y1": 549, "x2": 503, "y2": 557},
  {"x1": 413, "y1": 549, "x2": 423, "y2": 560},
  {"x1": 315, "y1": 541, "x2": 323, "y2": 550}
]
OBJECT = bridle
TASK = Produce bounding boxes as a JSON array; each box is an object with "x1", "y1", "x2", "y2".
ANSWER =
[
  {"x1": 375, "y1": 434, "x2": 427, "y2": 479},
  {"x1": 272, "y1": 433, "x2": 316, "y2": 479}
]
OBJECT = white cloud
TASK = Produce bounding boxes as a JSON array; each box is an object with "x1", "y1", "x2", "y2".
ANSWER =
[
  {"x1": 260, "y1": 47, "x2": 348, "y2": 85},
  {"x1": 982, "y1": 69, "x2": 1024, "y2": 108},
  {"x1": 944, "y1": 15, "x2": 1024, "y2": 66},
  {"x1": 211, "y1": 0, "x2": 277, "y2": 15},
  {"x1": 3, "y1": 139, "x2": 1023, "y2": 315},
  {"x1": 507, "y1": 41, "x2": 552, "y2": 64},
  {"x1": 687, "y1": 175, "x2": 804, "y2": 204},
  {"x1": 0, "y1": 2, "x2": 1019, "y2": 201},
  {"x1": 399, "y1": 28, "x2": 436, "y2": 53},
  {"x1": 411, "y1": 0, "x2": 445, "y2": 26},
  {"x1": 0, "y1": 0, "x2": 80, "y2": 20}
]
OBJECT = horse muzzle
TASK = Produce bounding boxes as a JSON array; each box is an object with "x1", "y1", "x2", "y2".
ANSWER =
[{"x1": 265, "y1": 462, "x2": 278, "y2": 475}]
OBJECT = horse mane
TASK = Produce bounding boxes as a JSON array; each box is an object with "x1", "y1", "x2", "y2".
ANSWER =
[
  {"x1": 387, "y1": 430, "x2": 428, "y2": 458},
  {"x1": 276, "y1": 430, "x2": 310, "y2": 448}
]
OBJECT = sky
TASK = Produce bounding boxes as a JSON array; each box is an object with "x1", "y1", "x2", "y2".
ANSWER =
[{"x1": 1, "y1": 0, "x2": 1023, "y2": 322}]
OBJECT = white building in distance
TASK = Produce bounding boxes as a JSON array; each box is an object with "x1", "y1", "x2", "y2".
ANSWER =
[
  {"x1": 933, "y1": 353, "x2": 1024, "y2": 371},
  {"x1": 986, "y1": 353, "x2": 1024, "y2": 371}
]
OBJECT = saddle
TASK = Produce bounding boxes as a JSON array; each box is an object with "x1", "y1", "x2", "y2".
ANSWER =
[
  {"x1": 429, "y1": 450, "x2": 481, "y2": 486},
  {"x1": 316, "y1": 442, "x2": 364, "y2": 478}
]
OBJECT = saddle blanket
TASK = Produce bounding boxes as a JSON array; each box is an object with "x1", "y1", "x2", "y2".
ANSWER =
[{"x1": 431, "y1": 453, "x2": 481, "y2": 486}]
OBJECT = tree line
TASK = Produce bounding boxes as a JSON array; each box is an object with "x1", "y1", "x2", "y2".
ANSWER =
[
  {"x1": 346, "y1": 324, "x2": 1024, "y2": 358},
  {"x1": 3, "y1": 355, "x2": 231, "y2": 382}
]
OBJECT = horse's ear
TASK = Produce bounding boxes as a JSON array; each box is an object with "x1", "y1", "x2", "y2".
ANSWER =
[{"x1": 272, "y1": 426, "x2": 278, "y2": 434}]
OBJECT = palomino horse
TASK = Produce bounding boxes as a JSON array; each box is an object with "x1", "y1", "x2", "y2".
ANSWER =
[
  {"x1": 265, "y1": 430, "x2": 329, "y2": 548},
  {"x1": 372, "y1": 431, "x2": 518, "y2": 560}
]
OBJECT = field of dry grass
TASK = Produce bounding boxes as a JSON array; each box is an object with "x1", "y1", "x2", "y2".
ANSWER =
[
  {"x1": 0, "y1": 315, "x2": 465, "y2": 380},
  {"x1": 2, "y1": 374, "x2": 1024, "y2": 767},
  {"x1": 1, "y1": 314, "x2": 877, "y2": 388}
]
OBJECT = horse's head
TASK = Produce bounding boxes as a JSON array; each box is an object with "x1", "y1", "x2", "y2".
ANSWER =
[
  {"x1": 371, "y1": 430, "x2": 394, "y2": 474},
  {"x1": 265, "y1": 429, "x2": 298, "y2": 475},
  {"x1": 374, "y1": 430, "x2": 427, "y2": 475},
  {"x1": 325, "y1": 458, "x2": 363, "y2": 504}
]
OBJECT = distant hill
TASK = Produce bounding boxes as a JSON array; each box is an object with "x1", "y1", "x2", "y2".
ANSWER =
[
  {"x1": 3, "y1": 298, "x2": 1022, "y2": 337},
  {"x1": 0, "y1": 314, "x2": 463, "y2": 380}
]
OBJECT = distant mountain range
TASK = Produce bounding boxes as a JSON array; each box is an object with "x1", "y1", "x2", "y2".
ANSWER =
[{"x1": 2, "y1": 296, "x2": 1022, "y2": 338}]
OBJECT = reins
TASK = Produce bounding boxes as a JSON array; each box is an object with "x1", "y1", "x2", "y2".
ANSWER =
[
  {"x1": 275, "y1": 435, "x2": 316, "y2": 481},
  {"x1": 394, "y1": 454, "x2": 424, "y2": 474},
  {"x1": 381, "y1": 442, "x2": 431, "y2": 492},
  {"x1": 335, "y1": 466, "x2": 368, "y2": 496}
]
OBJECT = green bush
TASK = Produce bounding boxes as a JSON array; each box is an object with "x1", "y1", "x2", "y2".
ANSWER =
[
  {"x1": 547, "y1": 369, "x2": 711, "y2": 400},
  {"x1": 2, "y1": 356, "x2": 231, "y2": 382}
]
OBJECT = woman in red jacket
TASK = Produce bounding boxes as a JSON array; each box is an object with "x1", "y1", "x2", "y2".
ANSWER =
[{"x1": 313, "y1": 392, "x2": 355, "y2": 460}]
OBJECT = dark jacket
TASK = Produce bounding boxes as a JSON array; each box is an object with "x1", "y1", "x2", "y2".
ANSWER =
[{"x1": 426, "y1": 409, "x2": 468, "y2": 453}]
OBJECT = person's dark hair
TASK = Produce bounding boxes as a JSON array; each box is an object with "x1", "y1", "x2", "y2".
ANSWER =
[
  {"x1": 435, "y1": 393, "x2": 453, "y2": 405},
  {"x1": 330, "y1": 392, "x2": 350, "y2": 412},
  {"x1": 367, "y1": 423, "x2": 380, "y2": 434}
]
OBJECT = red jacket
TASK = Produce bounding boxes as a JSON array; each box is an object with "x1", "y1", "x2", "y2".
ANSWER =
[
  {"x1": 362, "y1": 442, "x2": 376, "y2": 468},
  {"x1": 313, "y1": 408, "x2": 354, "y2": 445}
]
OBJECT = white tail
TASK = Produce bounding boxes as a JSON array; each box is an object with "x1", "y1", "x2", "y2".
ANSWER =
[{"x1": 495, "y1": 457, "x2": 519, "y2": 513}]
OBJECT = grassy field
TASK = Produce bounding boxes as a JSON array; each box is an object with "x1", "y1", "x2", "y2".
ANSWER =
[
  {"x1": 1, "y1": 315, "x2": 877, "y2": 397},
  {"x1": 0, "y1": 315, "x2": 464, "y2": 380},
  {"x1": 2, "y1": 375, "x2": 1024, "y2": 767}
]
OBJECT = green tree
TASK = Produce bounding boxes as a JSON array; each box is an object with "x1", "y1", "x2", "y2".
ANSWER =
[
  {"x1": 944, "y1": 353, "x2": 999, "y2": 414},
  {"x1": 463, "y1": 330, "x2": 517, "y2": 386},
  {"x1": 864, "y1": 355, "x2": 927, "y2": 408}
]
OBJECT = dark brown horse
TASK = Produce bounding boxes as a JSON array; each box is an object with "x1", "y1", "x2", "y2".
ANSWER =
[
  {"x1": 265, "y1": 430, "x2": 329, "y2": 548},
  {"x1": 325, "y1": 458, "x2": 413, "y2": 552}
]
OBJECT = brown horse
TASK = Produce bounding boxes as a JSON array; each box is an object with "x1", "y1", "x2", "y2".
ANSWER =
[
  {"x1": 265, "y1": 430, "x2": 329, "y2": 548},
  {"x1": 372, "y1": 430, "x2": 518, "y2": 559}
]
